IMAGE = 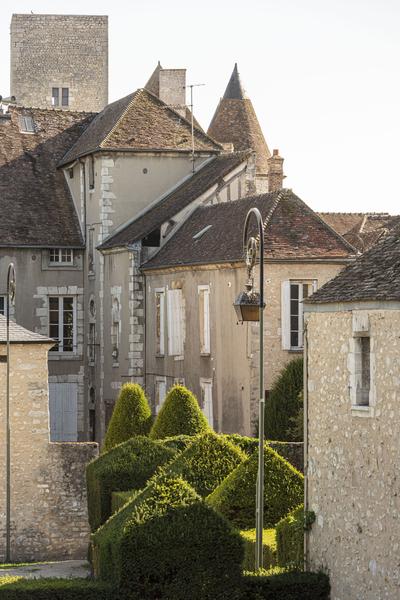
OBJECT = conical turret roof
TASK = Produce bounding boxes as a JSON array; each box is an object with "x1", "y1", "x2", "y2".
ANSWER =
[{"x1": 208, "y1": 64, "x2": 270, "y2": 175}]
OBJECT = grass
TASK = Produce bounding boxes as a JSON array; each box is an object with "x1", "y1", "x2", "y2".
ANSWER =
[
  {"x1": 0, "y1": 562, "x2": 50, "y2": 570},
  {"x1": 240, "y1": 528, "x2": 277, "y2": 571}
]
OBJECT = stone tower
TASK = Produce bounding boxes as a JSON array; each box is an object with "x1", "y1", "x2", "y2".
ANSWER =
[
  {"x1": 10, "y1": 14, "x2": 108, "y2": 112},
  {"x1": 208, "y1": 64, "x2": 270, "y2": 192}
]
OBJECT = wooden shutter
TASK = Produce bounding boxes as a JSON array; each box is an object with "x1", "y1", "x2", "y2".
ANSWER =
[
  {"x1": 199, "y1": 286, "x2": 210, "y2": 354},
  {"x1": 281, "y1": 281, "x2": 291, "y2": 350},
  {"x1": 167, "y1": 289, "x2": 184, "y2": 356},
  {"x1": 155, "y1": 379, "x2": 167, "y2": 414},
  {"x1": 49, "y1": 382, "x2": 78, "y2": 441},
  {"x1": 201, "y1": 380, "x2": 214, "y2": 428}
]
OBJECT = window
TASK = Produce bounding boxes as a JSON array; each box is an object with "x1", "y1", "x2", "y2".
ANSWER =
[
  {"x1": 62, "y1": 87, "x2": 69, "y2": 107},
  {"x1": 281, "y1": 280, "x2": 317, "y2": 350},
  {"x1": 89, "y1": 408, "x2": 96, "y2": 442},
  {"x1": 89, "y1": 322, "x2": 96, "y2": 363},
  {"x1": 88, "y1": 228, "x2": 95, "y2": 274},
  {"x1": 49, "y1": 248, "x2": 74, "y2": 265},
  {"x1": 155, "y1": 377, "x2": 167, "y2": 414},
  {"x1": 167, "y1": 289, "x2": 185, "y2": 357},
  {"x1": 49, "y1": 382, "x2": 78, "y2": 441},
  {"x1": 18, "y1": 115, "x2": 35, "y2": 133},
  {"x1": 52, "y1": 87, "x2": 59, "y2": 107},
  {"x1": 89, "y1": 155, "x2": 95, "y2": 189},
  {"x1": 0, "y1": 296, "x2": 5, "y2": 316},
  {"x1": 155, "y1": 289, "x2": 165, "y2": 355},
  {"x1": 198, "y1": 285, "x2": 210, "y2": 355},
  {"x1": 111, "y1": 298, "x2": 120, "y2": 365},
  {"x1": 355, "y1": 337, "x2": 370, "y2": 406},
  {"x1": 200, "y1": 379, "x2": 214, "y2": 428},
  {"x1": 49, "y1": 296, "x2": 75, "y2": 353}
]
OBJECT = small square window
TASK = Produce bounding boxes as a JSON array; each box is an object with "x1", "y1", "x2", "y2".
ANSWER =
[
  {"x1": 49, "y1": 249, "x2": 73, "y2": 265},
  {"x1": 52, "y1": 87, "x2": 59, "y2": 107},
  {"x1": 62, "y1": 88, "x2": 69, "y2": 107},
  {"x1": 19, "y1": 115, "x2": 35, "y2": 133}
]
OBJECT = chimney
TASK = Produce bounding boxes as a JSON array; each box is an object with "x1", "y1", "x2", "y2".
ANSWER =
[
  {"x1": 158, "y1": 69, "x2": 186, "y2": 117},
  {"x1": 267, "y1": 149, "x2": 285, "y2": 192}
]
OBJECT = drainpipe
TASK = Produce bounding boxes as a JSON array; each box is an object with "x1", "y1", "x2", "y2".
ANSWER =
[{"x1": 303, "y1": 317, "x2": 309, "y2": 570}]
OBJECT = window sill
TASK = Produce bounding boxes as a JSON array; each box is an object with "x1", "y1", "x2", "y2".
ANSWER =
[
  {"x1": 112, "y1": 363, "x2": 120, "y2": 368},
  {"x1": 200, "y1": 352, "x2": 211, "y2": 357},
  {"x1": 173, "y1": 355, "x2": 184, "y2": 362},
  {"x1": 288, "y1": 348, "x2": 303, "y2": 353},
  {"x1": 351, "y1": 404, "x2": 374, "y2": 418},
  {"x1": 155, "y1": 354, "x2": 165, "y2": 358}
]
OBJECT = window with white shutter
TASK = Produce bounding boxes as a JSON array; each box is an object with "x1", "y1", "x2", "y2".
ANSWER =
[
  {"x1": 198, "y1": 285, "x2": 210, "y2": 355},
  {"x1": 281, "y1": 280, "x2": 317, "y2": 350},
  {"x1": 155, "y1": 377, "x2": 167, "y2": 414},
  {"x1": 48, "y1": 382, "x2": 78, "y2": 441},
  {"x1": 200, "y1": 379, "x2": 214, "y2": 428},
  {"x1": 167, "y1": 289, "x2": 184, "y2": 357},
  {"x1": 155, "y1": 288, "x2": 165, "y2": 355}
]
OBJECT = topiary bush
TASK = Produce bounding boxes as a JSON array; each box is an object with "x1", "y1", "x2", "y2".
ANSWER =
[
  {"x1": 111, "y1": 490, "x2": 137, "y2": 515},
  {"x1": 102, "y1": 383, "x2": 152, "y2": 453},
  {"x1": 92, "y1": 472, "x2": 244, "y2": 600},
  {"x1": 240, "y1": 528, "x2": 277, "y2": 572},
  {"x1": 207, "y1": 445, "x2": 303, "y2": 529},
  {"x1": 240, "y1": 570, "x2": 330, "y2": 600},
  {"x1": 276, "y1": 504, "x2": 315, "y2": 569},
  {"x1": 165, "y1": 431, "x2": 246, "y2": 497},
  {"x1": 264, "y1": 358, "x2": 303, "y2": 442},
  {"x1": 150, "y1": 385, "x2": 210, "y2": 439},
  {"x1": 158, "y1": 434, "x2": 195, "y2": 452},
  {"x1": 0, "y1": 577, "x2": 115, "y2": 599},
  {"x1": 86, "y1": 435, "x2": 176, "y2": 532}
]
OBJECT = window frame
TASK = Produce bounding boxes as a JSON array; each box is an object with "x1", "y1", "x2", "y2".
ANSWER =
[
  {"x1": 167, "y1": 288, "x2": 185, "y2": 358},
  {"x1": 198, "y1": 285, "x2": 211, "y2": 355},
  {"x1": 200, "y1": 378, "x2": 214, "y2": 428},
  {"x1": 155, "y1": 288, "x2": 165, "y2": 356},
  {"x1": 349, "y1": 312, "x2": 375, "y2": 417},
  {"x1": 155, "y1": 376, "x2": 167, "y2": 415},
  {"x1": 281, "y1": 279, "x2": 317, "y2": 350},
  {"x1": 0, "y1": 296, "x2": 6, "y2": 316},
  {"x1": 49, "y1": 248, "x2": 74, "y2": 266},
  {"x1": 48, "y1": 295, "x2": 77, "y2": 354}
]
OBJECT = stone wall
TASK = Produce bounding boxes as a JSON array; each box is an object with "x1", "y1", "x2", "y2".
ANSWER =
[
  {"x1": 10, "y1": 14, "x2": 108, "y2": 112},
  {"x1": 0, "y1": 341, "x2": 98, "y2": 562},
  {"x1": 306, "y1": 308, "x2": 400, "y2": 600}
]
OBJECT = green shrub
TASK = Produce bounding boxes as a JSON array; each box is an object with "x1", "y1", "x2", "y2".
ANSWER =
[
  {"x1": 150, "y1": 385, "x2": 210, "y2": 439},
  {"x1": 158, "y1": 434, "x2": 195, "y2": 452},
  {"x1": 0, "y1": 577, "x2": 115, "y2": 599},
  {"x1": 111, "y1": 490, "x2": 137, "y2": 514},
  {"x1": 240, "y1": 570, "x2": 330, "y2": 600},
  {"x1": 86, "y1": 435, "x2": 176, "y2": 532},
  {"x1": 240, "y1": 528, "x2": 276, "y2": 571},
  {"x1": 225, "y1": 434, "x2": 259, "y2": 456},
  {"x1": 92, "y1": 472, "x2": 244, "y2": 600},
  {"x1": 207, "y1": 445, "x2": 303, "y2": 529},
  {"x1": 226, "y1": 435, "x2": 304, "y2": 472},
  {"x1": 102, "y1": 383, "x2": 152, "y2": 453},
  {"x1": 276, "y1": 504, "x2": 315, "y2": 569},
  {"x1": 264, "y1": 358, "x2": 303, "y2": 442},
  {"x1": 165, "y1": 431, "x2": 246, "y2": 496}
]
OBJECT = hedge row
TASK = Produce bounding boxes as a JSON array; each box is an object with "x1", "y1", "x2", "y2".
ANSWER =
[
  {"x1": 111, "y1": 490, "x2": 136, "y2": 514},
  {"x1": 0, "y1": 578, "x2": 114, "y2": 599},
  {"x1": 207, "y1": 445, "x2": 304, "y2": 529},
  {"x1": 240, "y1": 570, "x2": 330, "y2": 600},
  {"x1": 240, "y1": 529, "x2": 276, "y2": 572},
  {"x1": 150, "y1": 385, "x2": 210, "y2": 439},
  {"x1": 225, "y1": 435, "x2": 304, "y2": 472},
  {"x1": 92, "y1": 471, "x2": 244, "y2": 600},
  {"x1": 86, "y1": 435, "x2": 176, "y2": 531}
]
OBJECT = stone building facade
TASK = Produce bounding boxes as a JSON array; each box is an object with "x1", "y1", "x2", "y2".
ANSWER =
[
  {"x1": 0, "y1": 316, "x2": 97, "y2": 561},
  {"x1": 10, "y1": 14, "x2": 108, "y2": 112},
  {"x1": 304, "y1": 230, "x2": 400, "y2": 600}
]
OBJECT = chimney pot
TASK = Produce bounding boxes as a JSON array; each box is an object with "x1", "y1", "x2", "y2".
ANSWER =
[{"x1": 267, "y1": 150, "x2": 285, "y2": 192}]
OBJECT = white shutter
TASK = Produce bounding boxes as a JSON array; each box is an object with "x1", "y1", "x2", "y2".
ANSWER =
[
  {"x1": 155, "y1": 378, "x2": 167, "y2": 414},
  {"x1": 198, "y1": 286, "x2": 210, "y2": 354},
  {"x1": 167, "y1": 289, "x2": 184, "y2": 356},
  {"x1": 201, "y1": 380, "x2": 214, "y2": 429},
  {"x1": 281, "y1": 280, "x2": 291, "y2": 350},
  {"x1": 49, "y1": 382, "x2": 78, "y2": 441}
]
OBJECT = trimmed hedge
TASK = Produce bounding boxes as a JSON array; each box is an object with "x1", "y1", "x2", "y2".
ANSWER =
[
  {"x1": 207, "y1": 445, "x2": 303, "y2": 529},
  {"x1": 92, "y1": 472, "x2": 244, "y2": 600},
  {"x1": 102, "y1": 383, "x2": 152, "y2": 453},
  {"x1": 276, "y1": 504, "x2": 307, "y2": 569},
  {"x1": 241, "y1": 570, "x2": 330, "y2": 600},
  {"x1": 240, "y1": 528, "x2": 276, "y2": 572},
  {"x1": 226, "y1": 435, "x2": 304, "y2": 473},
  {"x1": 0, "y1": 578, "x2": 115, "y2": 599},
  {"x1": 150, "y1": 385, "x2": 210, "y2": 439},
  {"x1": 165, "y1": 432, "x2": 246, "y2": 497},
  {"x1": 86, "y1": 435, "x2": 176, "y2": 531},
  {"x1": 158, "y1": 434, "x2": 194, "y2": 452},
  {"x1": 264, "y1": 358, "x2": 304, "y2": 442},
  {"x1": 111, "y1": 490, "x2": 137, "y2": 514}
]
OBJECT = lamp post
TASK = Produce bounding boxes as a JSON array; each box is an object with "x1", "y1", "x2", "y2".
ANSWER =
[
  {"x1": 233, "y1": 208, "x2": 265, "y2": 570},
  {"x1": 5, "y1": 263, "x2": 16, "y2": 563}
]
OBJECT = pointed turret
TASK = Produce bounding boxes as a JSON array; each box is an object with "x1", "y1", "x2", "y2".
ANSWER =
[{"x1": 208, "y1": 64, "x2": 270, "y2": 182}]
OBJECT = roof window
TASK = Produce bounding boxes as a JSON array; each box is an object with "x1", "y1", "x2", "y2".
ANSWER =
[{"x1": 19, "y1": 115, "x2": 35, "y2": 133}]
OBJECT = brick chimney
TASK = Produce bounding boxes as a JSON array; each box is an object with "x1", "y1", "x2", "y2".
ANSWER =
[
  {"x1": 267, "y1": 149, "x2": 285, "y2": 192},
  {"x1": 159, "y1": 69, "x2": 186, "y2": 117}
]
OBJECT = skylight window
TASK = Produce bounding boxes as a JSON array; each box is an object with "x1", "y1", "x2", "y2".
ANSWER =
[
  {"x1": 193, "y1": 225, "x2": 213, "y2": 240},
  {"x1": 19, "y1": 115, "x2": 35, "y2": 133}
]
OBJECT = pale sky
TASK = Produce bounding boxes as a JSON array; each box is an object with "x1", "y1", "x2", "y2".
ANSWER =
[{"x1": 1, "y1": 0, "x2": 399, "y2": 213}]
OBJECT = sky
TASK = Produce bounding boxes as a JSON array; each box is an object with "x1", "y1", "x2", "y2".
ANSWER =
[{"x1": 1, "y1": 0, "x2": 399, "y2": 213}]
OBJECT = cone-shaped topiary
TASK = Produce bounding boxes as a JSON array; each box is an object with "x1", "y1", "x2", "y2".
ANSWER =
[
  {"x1": 103, "y1": 383, "x2": 152, "y2": 453},
  {"x1": 150, "y1": 385, "x2": 210, "y2": 439},
  {"x1": 165, "y1": 431, "x2": 246, "y2": 497},
  {"x1": 206, "y1": 445, "x2": 303, "y2": 529},
  {"x1": 264, "y1": 357, "x2": 303, "y2": 442}
]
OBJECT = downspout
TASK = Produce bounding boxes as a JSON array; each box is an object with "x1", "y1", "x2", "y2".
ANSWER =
[{"x1": 303, "y1": 316, "x2": 310, "y2": 570}]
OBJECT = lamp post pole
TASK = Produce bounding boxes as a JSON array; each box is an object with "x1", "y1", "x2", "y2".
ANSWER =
[
  {"x1": 5, "y1": 263, "x2": 16, "y2": 563},
  {"x1": 243, "y1": 208, "x2": 265, "y2": 570}
]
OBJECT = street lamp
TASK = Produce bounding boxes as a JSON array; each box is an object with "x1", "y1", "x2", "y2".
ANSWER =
[
  {"x1": 6, "y1": 263, "x2": 16, "y2": 563},
  {"x1": 233, "y1": 208, "x2": 265, "y2": 570}
]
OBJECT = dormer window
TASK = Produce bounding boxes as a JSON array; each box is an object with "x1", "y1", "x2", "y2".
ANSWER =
[
  {"x1": 49, "y1": 249, "x2": 73, "y2": 265},
  {"x1": 19, "y1": 115, "x2": 35, "y2": 133}
]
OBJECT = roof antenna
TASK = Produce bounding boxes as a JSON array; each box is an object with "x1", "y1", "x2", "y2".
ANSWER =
[{"x1": 184, "y1": 83, "x2": 205, "y2": 173}]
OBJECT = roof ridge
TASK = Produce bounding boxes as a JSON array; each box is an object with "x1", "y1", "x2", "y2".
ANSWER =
[{"x1": 100, "y1": 90, "x2": 140, "y2": 148}]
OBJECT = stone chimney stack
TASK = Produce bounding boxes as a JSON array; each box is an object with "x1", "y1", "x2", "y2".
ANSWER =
[
  {"x1": 267, "y1": 149, "x2": 285, "y2": 192},
  {"x1": 158, "y1": 69, "x2": 186, "y2": 117}
]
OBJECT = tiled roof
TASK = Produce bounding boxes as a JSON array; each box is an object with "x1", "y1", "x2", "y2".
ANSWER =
[
  {"x1": 99, "y1": 151, "x2": 251, "y2": 250},
  {"x1": 0, "y1": 315, "x2": 54, "y2": 344},
  {"x1": 307, "y1": 228, "x2": 400, "y2": 304},
  {"x1": 60, "y1": 88, "x2": 220, "y2": 166},
  {"x1": 207, "y1": 64, "x2": 270, "y2": 175},
  {"x1": 142, "y1": 189, "x2": 355, "y2": 270},
  {"x1": 0, "y1": 106, "x2": 94, "y2": 247},
  {"x1": 319, "y1": 212, "x2": 400, "y2": 252}
]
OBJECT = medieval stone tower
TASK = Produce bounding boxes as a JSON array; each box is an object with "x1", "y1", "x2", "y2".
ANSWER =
[{"x1": 10, "y1": 14, "x2": 108, "y2": 113}]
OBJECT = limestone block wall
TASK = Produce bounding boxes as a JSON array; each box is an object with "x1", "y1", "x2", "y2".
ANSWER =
[
  {"x1": 0, "y1": 342, "x2": 98, "y2": 562},
  {"x1": 306, "y1": 308, "x2": 400, "y2": 600},
  {"x1": 10, "y1": 14, "x2": 108, "y2": 112}
]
